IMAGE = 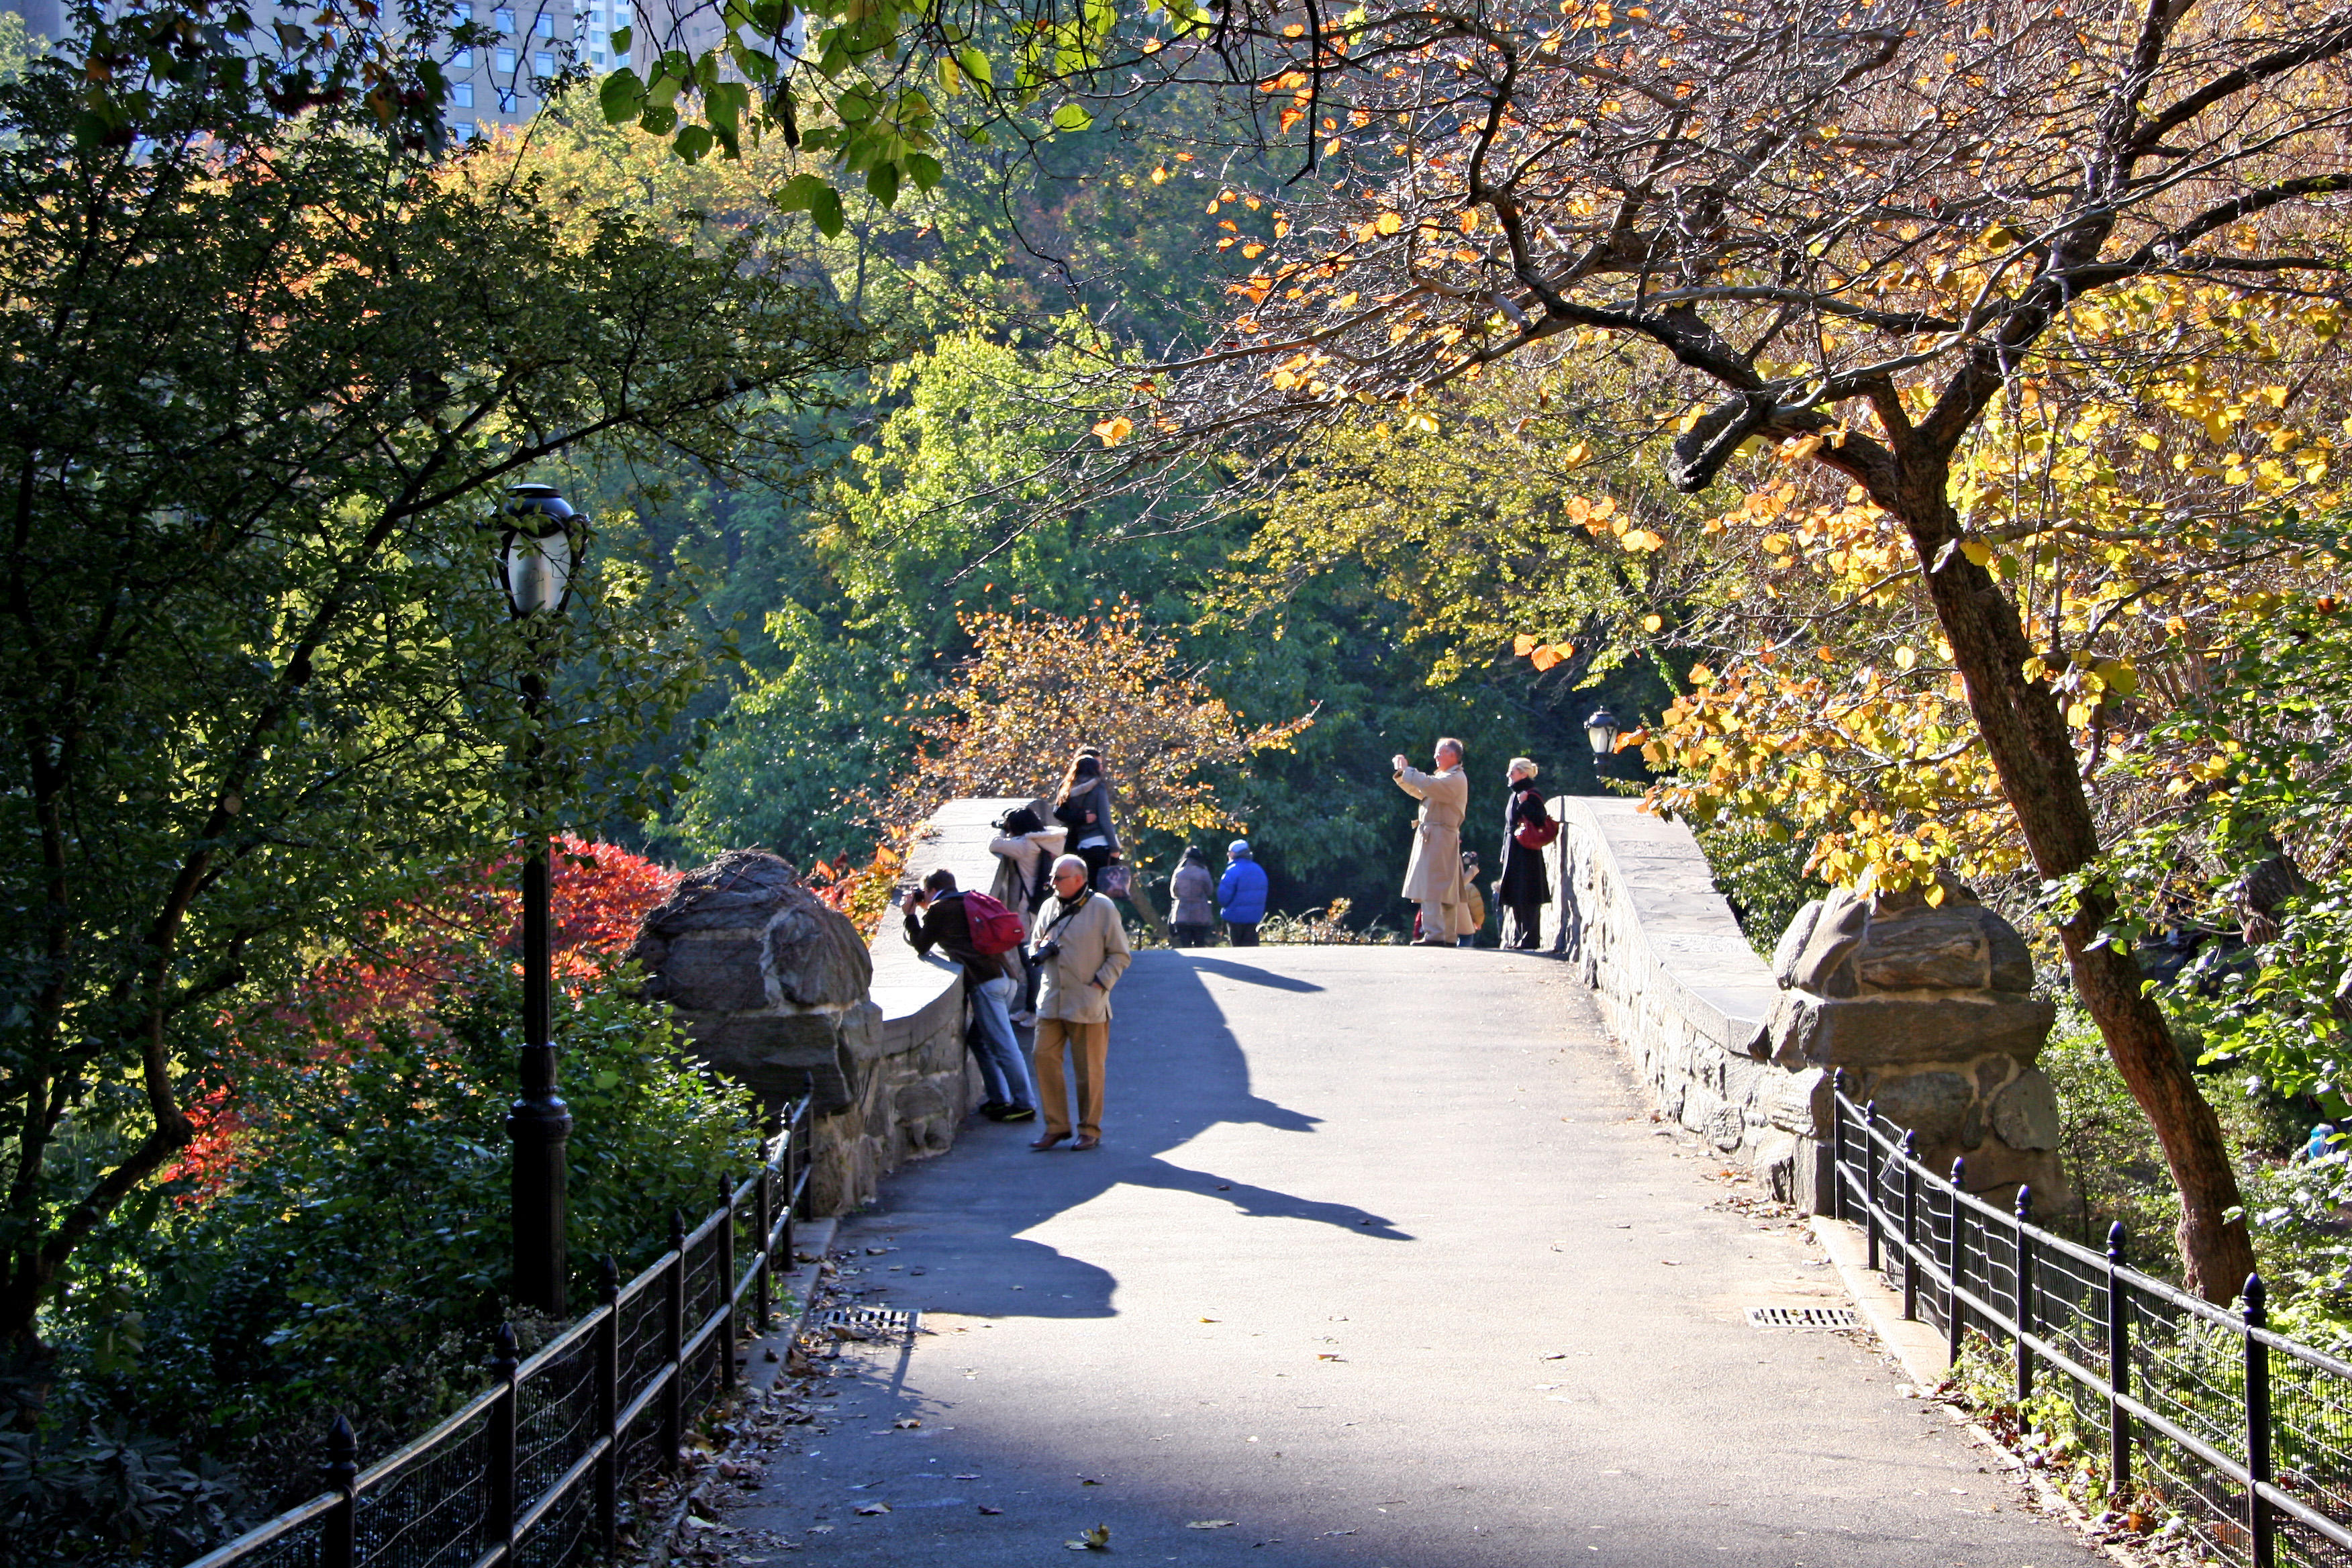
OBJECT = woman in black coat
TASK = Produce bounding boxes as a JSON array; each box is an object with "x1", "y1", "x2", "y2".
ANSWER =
[{"x1": 1497, "y1": 757, "x2": 1553, "y2": 950}]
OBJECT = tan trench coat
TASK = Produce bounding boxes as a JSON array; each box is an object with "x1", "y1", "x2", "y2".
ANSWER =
[
  {"x1": 1395, "y1": 763, "x2": 1471, "y2": 928},
  {"x1": 1034, "y1": 888, "x2": 1133, "y2": 1024}
]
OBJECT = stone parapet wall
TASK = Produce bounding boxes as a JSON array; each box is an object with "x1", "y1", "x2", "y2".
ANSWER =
[
  {"x1": 630, "y1": 801, "x2": 1034, "y2": 1218},
  {"x1": 1544, "y1": 797, "x2": 2071, "y2": 1214},
  {"x1": 1544, "y1": 797, "x2": 1800, "y2": 1181},
  {"x1": 810, "y1": 798, "x2": 1032, "y2": 1214}
]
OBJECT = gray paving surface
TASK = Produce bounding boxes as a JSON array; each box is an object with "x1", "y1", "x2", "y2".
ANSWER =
[{"x1": 728, "y1": 947, "x2": 2094, "y2": 1566}]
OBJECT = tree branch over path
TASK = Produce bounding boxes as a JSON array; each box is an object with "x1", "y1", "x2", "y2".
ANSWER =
[{"x1": 1052, "y1": 0, "x2": 2352, "y2": 1299}]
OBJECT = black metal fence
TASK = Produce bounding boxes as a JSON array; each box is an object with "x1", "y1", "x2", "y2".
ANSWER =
[
  {"x1": 1830, "y1": 1074, "x2": 2352, "y2": 1567},
  {"x1": 180, "y1": 1097, "x2": 816, "y2": 1568}
]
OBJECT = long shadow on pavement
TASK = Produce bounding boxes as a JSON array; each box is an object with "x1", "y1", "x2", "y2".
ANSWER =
[{"x1": 841, "y1": 950, "x2": 1411, "y2": 1324}]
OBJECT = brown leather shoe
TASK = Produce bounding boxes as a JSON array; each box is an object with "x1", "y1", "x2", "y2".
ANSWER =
[
  {"x1": 1030, "y1": 1132, "x2": 1069, "y2": 1151},
  {"x1": 1071, "y1": 1134, "x2": 1101, "y2": 1152}
]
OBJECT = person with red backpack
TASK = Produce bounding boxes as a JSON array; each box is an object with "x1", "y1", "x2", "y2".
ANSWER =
[
  {"x1": 1498, "y1": 757, "x2": 1557, "y2": 950},
  {"x1": 902, "y1": 869, "x2": 1037, "y2": 1123}
]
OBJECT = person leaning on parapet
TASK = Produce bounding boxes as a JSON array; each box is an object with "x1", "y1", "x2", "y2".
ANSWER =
[
  {"x1": 1052, "y1": 751, "x2": 1122, "y2": 889},
  {"x1": 1027, "y1": 853, "x2": 1132, "y2": 1153},
  {"x1": 1392, "y1": 738, "x2": 1473, "y2": 946},
  {"x1": 988, "y1": 804, "x2": 1066, "y2": 1025},
  {"x1": 900, "y1": 869, "x2": 1038, "y2": 1124},
  {"x1": 1218, "y1": 838, "x2": 1269, "y2": 947},
  {"x1": 1498, "y1": 756, "x2": 1554, "y2": 951},
  {"x1": 1169, "y1": 845, "x2": 1218, "y2": 948}
]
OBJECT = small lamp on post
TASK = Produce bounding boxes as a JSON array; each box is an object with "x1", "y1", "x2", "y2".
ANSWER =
[
  {"x1": 1585, "y1": 706, "x2": 1621, "y2": 778},
  {"x1": 497, "y1": 483, "x2": 583, "y2": 1317}
]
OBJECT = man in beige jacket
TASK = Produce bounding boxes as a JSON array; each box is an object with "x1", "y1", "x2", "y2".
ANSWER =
[
  {"x1": 1393, "y1": 738, "x2": 1472, "y2": 945},
  {"x1": 1028, "y1": 854, "x2": 1133, "y2": 1151}
]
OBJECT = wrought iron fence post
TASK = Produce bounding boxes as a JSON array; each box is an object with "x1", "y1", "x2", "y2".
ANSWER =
[
  {"x1": 663, "y1": 1209, "x2": 685, "y2": 1469},
  {"x1": 2106, "y1": 1222, "x2": 2132, "y2": 1500},
  {"x1": 1830, "y1": 1071, "x2": 1849, "y2": 1223},
  {"x1": 322, "y1": 1412, "x2": 358, "y2": 1568},
  {"x1": 1901, "y1": 1130, "x2": 1920, "y2": 1322},
  {"x1": 489, "y1": 1322, "x2": 520, "y2": 1558},
  {"x1": 783, "y1": 1098, "x2": 803, "y2": 1263},
  {"x1": 755, "y1": 1153, "x2": 774, "y2": 1331},
  {"x1": 2014, "y1": 1185, "x2": 2036, "y2": 1418},
  {"x1": 718, "y1": 1175, "x2": 738, "y2": 1393},
  {"x1": 1947, "y1": 1158, "x2": 1967, "y2": 1367},
  {"x1": 1864, "y1": 1100, "x2": 1881, "y2": 1272},
  {"x1": 2246, "y1": 1272, "x2": 2275, "y2": 1568},
  {"x1": 595, "y1": 1257, "x2": 620, "y2": 1555}
]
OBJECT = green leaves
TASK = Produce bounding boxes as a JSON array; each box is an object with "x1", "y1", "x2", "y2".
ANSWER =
[
  {"x1": 776, "y1": 170, "x2": 846, "y2": 236},
  {"x1": 598, "y1": 66, "x2": 644, "y2": 124}
]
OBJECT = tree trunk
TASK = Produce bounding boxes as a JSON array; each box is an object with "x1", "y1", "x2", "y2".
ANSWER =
[
  {"x1": 1121, "y1": 865, "x2": 1173, "y2": 944},
  {"x1": 1877, "y1": 461, "x2": 2255, "y2": 1301}
]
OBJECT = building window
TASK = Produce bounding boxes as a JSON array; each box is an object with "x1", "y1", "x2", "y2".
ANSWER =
[
  {"x1": 495, "y1": 46, "x2": 516, "y2": 70},
  {"x1": 451, "y1": 81, "x2": 475, "y2": 106},
  {"x1": 453, "y1": 1, "x2": 472, "y2": 20},
  {"x1": 535, "y1": 11, "x2": 554, "y2": 36},
  {"x1": 451, "y1": 47, "x2": 472, "y2": 66},
  {"x1": 589, "y1": 48, "x2": 603, "y2": 63},
  {"x1": 497, "y1": 89, "x2": 521, "y2": 113},
  {"x1": 493, "y1": 8, "x2": 515, "y2": 30},
  {"x1": 533, "y1": 50, "x2": 553, "y2": 73}
]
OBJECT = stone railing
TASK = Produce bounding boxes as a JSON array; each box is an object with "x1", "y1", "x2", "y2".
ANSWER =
[
  {"x1": 626, "y1": 799, "x2": 1031, "y2": 1216},
  {"x1": 1543, "y1": 796, "x2": 2072, "y2": 1215},
  {"x1": 833, "y1": 797, "x2": 1035, "y2": 1208}
]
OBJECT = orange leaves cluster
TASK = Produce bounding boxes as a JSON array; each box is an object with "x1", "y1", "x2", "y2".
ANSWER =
[
  {"x1": 161, "y1": 836, "x2": 684, "y2": 1199},
  {"x1": 1514, "y1": 632, "x2": 1576, "y2": 671},
  {"x1": 289, "y1": 835, "x2": 681, "y2": 1034},
  {"x1": 875, "y1": 601, "x2": 1316, "y2": 848}
]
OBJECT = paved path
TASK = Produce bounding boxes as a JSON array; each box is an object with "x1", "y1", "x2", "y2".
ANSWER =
[{"x1": 731, "y1": 948, "x2": 2094, "y2": 1567}]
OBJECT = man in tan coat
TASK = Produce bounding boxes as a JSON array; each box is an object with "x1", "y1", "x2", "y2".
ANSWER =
[
  {"x1": 1028, "y1": 854, "x2": 1133, "y2": 1151},
  {"x1": 1393, "y1": 738, "x2": 1471, "y2": 945}
]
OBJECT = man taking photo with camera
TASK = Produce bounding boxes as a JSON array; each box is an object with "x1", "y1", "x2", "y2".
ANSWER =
[{"x1": 1027, "y1": 853, "x2": 1132, "y2": 1152}]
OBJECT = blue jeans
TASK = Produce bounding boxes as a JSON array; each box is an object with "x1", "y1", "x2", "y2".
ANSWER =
[{"x1": 969, "y1": 977, "x2": 1035, "y2": 1110}]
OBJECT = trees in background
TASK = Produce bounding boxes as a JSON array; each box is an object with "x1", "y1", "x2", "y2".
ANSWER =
[
  {"x1": 1125, "y1": 0, "x2": 2352, "y2": 1299},
  {"x1": 0, "y1": 56, "x2": 871, "y2": 1346},
  {"x1": 877, "y1": 603, "x2": 1314, "y2": 936}
]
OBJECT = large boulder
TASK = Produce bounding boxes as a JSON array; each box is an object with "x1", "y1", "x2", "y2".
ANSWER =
[
  {"x1": 625, "y1": 851, "x2": 878, "y2": 1114},
  {"x1": 1763, "y1": 874, "x2": 2071, "y2": 1211}
]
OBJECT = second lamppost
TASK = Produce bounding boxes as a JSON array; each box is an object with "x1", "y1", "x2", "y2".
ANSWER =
[
  {"x1": 497, "y1": 482, "x2": 584, "y2": 1317},
  {"x1": 1585, "y1": 706, "x2": 1621, "y2": 781}
]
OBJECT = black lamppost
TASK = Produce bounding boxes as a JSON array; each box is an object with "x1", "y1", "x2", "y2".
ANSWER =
[
  {"x1": 1585, "y1": 706, "x2": 1621, "y2": 781},
  {"x1": 497, "y1": 483, "x2": 583, "y2": 1316}
]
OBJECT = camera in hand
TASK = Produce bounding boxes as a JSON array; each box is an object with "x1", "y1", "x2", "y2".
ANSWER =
[{"x1": 1030, "y1": 940, "x2": 1062, "y2": 965}]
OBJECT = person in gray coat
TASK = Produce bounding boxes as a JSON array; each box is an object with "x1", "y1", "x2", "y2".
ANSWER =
[
  {"x1": 1052, "y1": 751, "x2": 1121, "y2": 887},
  {"x1": 1169, "y1": 845, "x2": 1217, "y2": 946}
]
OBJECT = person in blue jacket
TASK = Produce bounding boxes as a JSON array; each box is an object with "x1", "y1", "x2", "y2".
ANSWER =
[{"x1": 1218, "y1": 839, "x2": 1270, "y2": 946}]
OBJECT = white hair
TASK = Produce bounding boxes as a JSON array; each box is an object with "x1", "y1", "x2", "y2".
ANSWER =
[
  {"x1": 1510, "y1": 757, "x2": 1538, "y2": 779},
  {"x1": 1051, "y1": 854, "x2": 1089, "y2": 877}
]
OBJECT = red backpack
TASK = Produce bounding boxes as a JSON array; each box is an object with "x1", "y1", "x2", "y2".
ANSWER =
[{"x1": 961, "y1": 891, "x2": 1027, "y2": 956}]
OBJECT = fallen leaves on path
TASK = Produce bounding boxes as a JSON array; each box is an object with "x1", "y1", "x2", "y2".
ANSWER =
[
  {"x1": 1065, "y1": 1524, "x2": 1113, "y2": 1551},
  {"x1": 1187, "y1": 1520, "x2": 1238, "y2": 1530}
]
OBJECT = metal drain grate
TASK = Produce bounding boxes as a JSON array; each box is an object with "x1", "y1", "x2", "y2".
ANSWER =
[
  {"x1": 1746, "y1": 1305, "x2": 1859, "y2": 1329},
  {"x1": 812, "y1": 1305, "x2": 921, "y2": 1338}
]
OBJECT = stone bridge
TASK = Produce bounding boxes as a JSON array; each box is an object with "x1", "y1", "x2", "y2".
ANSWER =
[{"x1": 631, "y1": 797, "x2": 2093, "y2": 1567}]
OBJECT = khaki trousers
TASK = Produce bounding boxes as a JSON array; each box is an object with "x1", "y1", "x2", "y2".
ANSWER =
[
  {"x1": 1418, "y1": 897, "x2": 1462, "y2": 940},
  {"x1": 1033, "y1": 1018, "x2": 1109, "y2": 1139}
]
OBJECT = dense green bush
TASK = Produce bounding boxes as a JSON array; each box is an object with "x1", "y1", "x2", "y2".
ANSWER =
[
  {"x1": 1695, "y1": 815, "x2": 1823, "y2": 958},
  {"x1": 13, "y1": 965, "x2": 758, "y2": 1562}
]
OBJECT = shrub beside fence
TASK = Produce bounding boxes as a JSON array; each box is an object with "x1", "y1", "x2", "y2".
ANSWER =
[
  {"x1": 180, "y1": 1097, "x2": 817, "y2": 1568},
  {"x1": 1830, "y1": 1074, "x2": 2352, "y2": 1567}
]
